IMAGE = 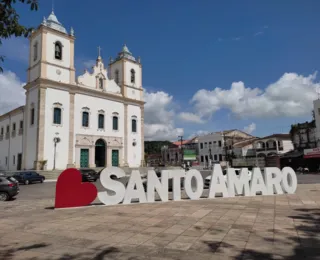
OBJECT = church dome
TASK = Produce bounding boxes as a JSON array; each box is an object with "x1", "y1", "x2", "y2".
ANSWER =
[
  {"x1": 115, "y1": 44, "x2": 136, "y2": 62},
  {"x1": 42, "y1": 11, "x2": 67, "y2": 34}
]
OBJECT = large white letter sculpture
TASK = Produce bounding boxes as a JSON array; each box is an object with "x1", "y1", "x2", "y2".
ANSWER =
[{"x1": 98, "y1": 164, "x2": 297, "y2": 206}]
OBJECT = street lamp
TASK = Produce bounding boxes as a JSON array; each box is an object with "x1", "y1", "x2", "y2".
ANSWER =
[
  {"x1": 178, "y1": 136, "x2": 183, "y2": 165},
  {"x1": 53, "y1": 137, "x2": 61, "y2": 170}
]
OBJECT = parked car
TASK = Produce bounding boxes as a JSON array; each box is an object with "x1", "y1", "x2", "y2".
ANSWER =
[
  {"x1": 13, "y1": 171, "x2": 45, "y2": 185},
  {"x1": 79, "y1": 169, "x2": 99, "y2": 182},
  {"x1": 0, "y1": 176, "x2": 19, "y2": 201},
  {"x1": 204, "y1": 168, "x2": 252, "y2": 188}
]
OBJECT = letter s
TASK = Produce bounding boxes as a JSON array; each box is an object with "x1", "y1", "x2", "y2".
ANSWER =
[{"x1": 98, "y1": 167, "x2": 126, "y2": 206}]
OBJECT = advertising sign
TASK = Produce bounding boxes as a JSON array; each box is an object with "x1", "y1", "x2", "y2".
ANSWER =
[
  {"x1": 304, "y1": 148, "x2": 320, "y2": 159},
  {"x1": 55, "y1": 165, "x2": 298, "y2": 209},
  {"x1": 183, "y1": 149, "x2": 196, "y2": 161}
]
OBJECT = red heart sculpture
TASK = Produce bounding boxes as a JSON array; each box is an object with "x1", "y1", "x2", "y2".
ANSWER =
[{"x1": 55, "y1": 168, "x2": 98, "y2": 208}]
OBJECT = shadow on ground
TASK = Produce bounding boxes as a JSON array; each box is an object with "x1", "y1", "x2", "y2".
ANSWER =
[{"x1": 201, "y1": 208, "x2": 320, "y2": 259}]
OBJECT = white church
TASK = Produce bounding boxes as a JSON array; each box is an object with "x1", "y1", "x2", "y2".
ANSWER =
[{"x1": 0, "y1": 11, "x2": 145, "y2": 171}]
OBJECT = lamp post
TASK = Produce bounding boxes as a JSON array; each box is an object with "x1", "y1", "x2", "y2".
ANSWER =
[
  {"x1": 53, "y1": 137, "x2": 61, "y2": 170},
  {"x1": 178, "y1": 135, "x2": 183, "y2": 165}
]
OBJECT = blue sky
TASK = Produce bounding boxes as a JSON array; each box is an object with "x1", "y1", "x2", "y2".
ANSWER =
[{"x1": 1, "y1": 0, "x2": 320, "y2": 141}]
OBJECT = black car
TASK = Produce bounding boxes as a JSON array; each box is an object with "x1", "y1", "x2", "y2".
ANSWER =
[
  {"x1": 13, "y1": 171, "x2": 45, "y2": 185},
  {"x1": 0, "y1": 176, "x2": 19, "y2": 201},
  {"x1": 79, "y1": 169, "x2": 99, "y2": 182}
]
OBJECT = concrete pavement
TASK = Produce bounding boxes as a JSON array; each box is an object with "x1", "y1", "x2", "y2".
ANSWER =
[{"x1": 1, "y1": 183, "x2": 320, "y2": 259}]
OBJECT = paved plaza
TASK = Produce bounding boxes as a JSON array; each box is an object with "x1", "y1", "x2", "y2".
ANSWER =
[{"x1": 0, "y1": 183, "x2": 320, "y2": 260}]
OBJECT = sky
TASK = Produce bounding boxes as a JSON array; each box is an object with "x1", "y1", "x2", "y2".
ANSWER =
[{"x1": 1, "y1": 0, "x2": 320, "y2": 141}]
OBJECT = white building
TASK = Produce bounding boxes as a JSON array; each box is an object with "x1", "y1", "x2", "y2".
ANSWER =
[
  {"x1": 314, "y1": 99, "x2": 320, "y2": 145},
  {"x1": 0, "y1": 11, "x2": 145, "y2": 171},
  {"x1": 253, "y1": 134, "x2": 294, "y2": 157},
  {"x1": 198, "y1": 129, "x2": 254, "y2": 167}
]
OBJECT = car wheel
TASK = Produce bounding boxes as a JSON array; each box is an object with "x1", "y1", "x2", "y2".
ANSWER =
[
  {"x1": 25, "y1": 180, "x2": 29, "y2": 185},
  {"x1": 0, "y1": 192, "x2": 9, "y2": 201},
  {"x1": 40, "y1": 178, "x2": 44, "y2": 183}
]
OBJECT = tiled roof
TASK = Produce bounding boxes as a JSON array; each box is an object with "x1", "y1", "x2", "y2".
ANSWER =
[
  {"x1": 233, "y1": 138, "x2": 258, "y2": 148},
  {"x1": 257, "y1": 134, "x2": 290, "y2": 140}
]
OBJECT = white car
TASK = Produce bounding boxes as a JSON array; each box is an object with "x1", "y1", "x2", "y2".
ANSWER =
[{"x1": 204, "y1": 168, "x2": 252, "y2": 188}]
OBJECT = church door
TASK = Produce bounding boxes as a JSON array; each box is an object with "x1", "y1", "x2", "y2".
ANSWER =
[
  {"x1": 112, "y1": 150, "x2": 119, "y2": 167},
  {"x1": 80, "y1": 149, "x2": 89, "y2": 168},
  {"x1": 95, "y1": 139, "x2": 106, "y2": 167}
]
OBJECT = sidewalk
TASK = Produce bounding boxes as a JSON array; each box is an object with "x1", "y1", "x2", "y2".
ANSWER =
[{"x1": 0, "y1": 183, "x2": 319, "y2": 259}]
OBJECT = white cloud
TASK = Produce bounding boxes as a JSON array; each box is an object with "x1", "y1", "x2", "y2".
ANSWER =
[
  {"x1": 0, "y1": 71, "x2": 25, "y2": 115},
  {"x1": 83, "y1": 60, "x2": 95, "y2": 69},
  {"x1": 144, "y1": 91, "x2": 183, "y2": 141},
  {"x1": 243, "y1": 123, "x2": 256, "y2": 134},
  {"x1": 1, "y1": 37, "x2": 29, "y2": 63},
  {"x1": 190, "y1": 72, "x2": 320, "y2": 119},
  {"x1": 178, "y1": 112, "x2": 205, "y2": 124},
  {"x1": 188, "y1": 130, "x2": 209, "y2": 139},
  {"x1": 232, "y1": 37, "x2": 242, "y2": 41},
  {"x1": 254, "y1": 31, "x2": 263, "y2": 36}
]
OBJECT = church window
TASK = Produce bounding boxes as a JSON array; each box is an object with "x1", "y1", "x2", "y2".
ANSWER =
[
  {"x1": 131, "y1": 116, "x2": 137, "y2": 133},
  {"x1": 82, "y1": 112, "x2": 89, "y2": 127},
  {"x1": 99, "y1": 78, "x2": 103, "y2": 89},
  {"x1": 115, "y1": 70, "x2": 119, "y2": 84},
  {"x1": 112, "y1": 115, "x2": 118, "y2": 130},
  {"x1": 54, "y1": 41, "x2": 62, "y2": 60},
  {"x1": 19, "y1": 120, "x2": 23, "y2": 129},
  {"x1": 1, "y1": 127, "x2": 3, "y2": 135},
  {"x1": 98, "y1": 114, "x2": 104, "y2": 129},
  {"x1": 53, "y1": 107, "x2": 62, "y2": 125},
  {"x1": 131, "y1": 69, "x2": 135, "y2": 83},
  {"x1": 30, "y1": 107, "x2": 35, "y2": 126},
  {"x1": 12, "y1": 123, "x2": 16, "y2": 131},
  {"x1": 33, "y1": 42, "x2": 38, "y2": 61}
]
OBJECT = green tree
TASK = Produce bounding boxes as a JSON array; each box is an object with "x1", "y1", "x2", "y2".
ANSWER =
[{"x1": 0, "y1": 0, "x2": 39, "y2": 72}]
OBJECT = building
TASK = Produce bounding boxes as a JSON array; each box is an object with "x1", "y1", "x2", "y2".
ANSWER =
[
  {"x1": 161, "y1": 137, "x2": 199, "y2": 165},
  {"x1": 0, "y1": 11, "x2": 144, "y2": 171},
  {"x1": 253, "y1": 134, "x2": 294, "y2": 157},
  {"x1": 198, "y1": 130, "x2": 254, "y2": 167},
  {"x1": 232, "y1": 138, "x2": 258, "y2": 157},
  {"x1": 290, "y1": 121, "x2": 317, "y2": 150},
  {"x1": 314, "y1": 99, "x2": 320, "y2": 145}
]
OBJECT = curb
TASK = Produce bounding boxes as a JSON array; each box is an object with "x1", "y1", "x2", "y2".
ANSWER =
[{"x1": 44, "y1": 179, "x2": 57, "y2": 183}]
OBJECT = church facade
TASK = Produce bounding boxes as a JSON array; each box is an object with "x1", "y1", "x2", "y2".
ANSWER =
[{"x1": 0, "y1": 11, "x2": 145, "y2": 171}]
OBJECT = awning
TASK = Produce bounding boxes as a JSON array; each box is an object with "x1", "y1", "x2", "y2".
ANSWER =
[{"x1": 304, "y1": 148, "x2": 320, "y2": 159}]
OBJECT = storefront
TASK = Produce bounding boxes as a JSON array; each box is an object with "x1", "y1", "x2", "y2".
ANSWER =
[{"x1": 303, "y1": 148, "x2": 320, "y2": 172}]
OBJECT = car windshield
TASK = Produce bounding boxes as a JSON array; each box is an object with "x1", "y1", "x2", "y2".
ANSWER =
[{"x1": 7, "y1": 177, "x2": 17, "y2": 182}]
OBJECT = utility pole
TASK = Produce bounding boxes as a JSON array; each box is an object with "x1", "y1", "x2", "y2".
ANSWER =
[{"x1": 178, "y1": 135, "x2": 183, "y2": 165}]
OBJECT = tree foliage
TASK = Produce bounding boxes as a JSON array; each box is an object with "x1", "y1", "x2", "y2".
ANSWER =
[{"x1": 0, "y1": 0, "x2": 38, "y2": 72}]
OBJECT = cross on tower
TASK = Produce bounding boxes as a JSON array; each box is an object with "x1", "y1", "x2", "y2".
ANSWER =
[{"x1": 97, "y1": 46, "x2": 102, "y2": 57}]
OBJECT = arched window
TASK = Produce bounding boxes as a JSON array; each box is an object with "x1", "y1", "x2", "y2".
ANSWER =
[
  {"x1": 131, "y1": 117, "x2": 137, "y2": 133},
  {"x1": 53, "y1": 107, "x2": 62, "y2": 125},
  {"x1": 30, "y1": 103, "x2": 35, "y2": 126},
  {"x1": 54, "y1": 42, "x2": 62, "y2": 60},
  {"x1": 82, "y1": 111, "x2": 89, "y2": 127},
  {"x1": 115, "y1": 70, "x2": 119, "y2": 84},
  {"x1": 112, "y1": 115, "x2": 118, "y2": 130},
  {"x1": 98, "y1": 114, "x2": 104, "y2": 129},
  {"x1": 131, "y1": 69, "x2": 135, "y2": 83},
  {"x1": 33, "y1": 42, "x2": 38, "y2": 61},
  {"x1": 99, "y1": 78, "x2": 103, "y2": 89}
]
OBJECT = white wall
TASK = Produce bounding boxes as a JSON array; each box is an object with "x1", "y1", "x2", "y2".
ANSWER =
[
  {"x1": 46, "y1": 64, "x2": 70, "y2": 84},
  {"x1": 124, "y1": 62, "x2": 141, "y2": 88},
  {"x1": 127, "y1": 104, "x2": 142, "y2": 167},
  {"x1": 0, "y1": 111, "x2": 24, "y2": 171},
  {"x1": 43, "y1": 88, "x2": 70, "y2": 170},
  {"x1": 77, "y1": 60, "x2": 121, "y2": 94},
  {"x1": 46, "y1": 33, "x2": 71, "y2": 68},
  {"x1": 126, "y1": 87, "x2": 142, "y2": 100},
  {"x1": 29, "y1": 33, "x2": 41, "y2": 83},
  {"x1": 25, "y1": 87, "x2": 39, "y2": 169},
  {"x1": 198, "y1": 133, "x2": 224, "y2": 166},
  {"x1": 282, "y1": 140, "x2": 294, "y2": 153},
  {"x1": 314, "y1": 99, "x2": 320, "y2": 142},
  {"x1": 74, "y1": 94, "x2": 125, "y2": 166}
]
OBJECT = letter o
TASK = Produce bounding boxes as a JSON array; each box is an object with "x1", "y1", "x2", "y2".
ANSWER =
[
  {"x1": 184, "y1": 169, "x2": 204, "y2": 200},
  {"x1": 281, "y1": 167, "x2": 297, "y2": 194}
]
